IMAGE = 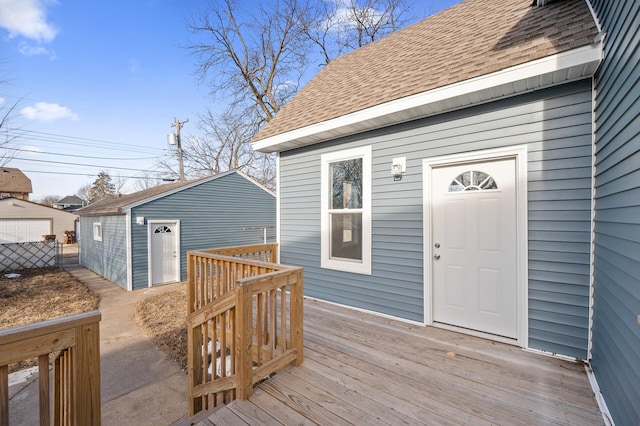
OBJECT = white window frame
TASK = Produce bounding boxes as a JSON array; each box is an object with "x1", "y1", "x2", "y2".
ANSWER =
[
  {"x1": 321, "y1": 146, "x2": 372, "y2": 275},
  {"x1": 93, "y1": 222, "x2": 102, "y2": 241}
]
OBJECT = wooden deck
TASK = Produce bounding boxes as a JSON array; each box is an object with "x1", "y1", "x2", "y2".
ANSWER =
[{"x1": 186, "y1": 298, "x2": 603, "y2": 425}]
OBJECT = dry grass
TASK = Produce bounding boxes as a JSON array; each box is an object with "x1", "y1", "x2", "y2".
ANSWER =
[
  {"x1": 135, "y1": 288, "x2": 188, "y2": 370},
  {"x1": 0, "y1": 267, "x2": 100, "y2": 371},
  {"x1": 0, "y1": 267, "x2": 100, "y2": 329}
]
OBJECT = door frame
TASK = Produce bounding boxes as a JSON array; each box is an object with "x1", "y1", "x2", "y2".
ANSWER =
[
  {"x1": 147, "y1": 220, "x2": 181, "y2": 287},
  {"x1": 422, "y1": 146, "x2": 528, "y2": 347}
]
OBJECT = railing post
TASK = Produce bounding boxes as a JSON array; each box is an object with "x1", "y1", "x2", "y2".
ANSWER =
[
  {"x1": 188, "y1": 322, "x2": 203, "y2": 416},
  {"x1": 290, "y1": 269, "x2": 304, "y2": 365},
  {"x1": 74, "y1": 321, "x2": 101, "y2": 425},
  {"x1": 235, "y1": 283, "x2": 253, "y2": 400}
]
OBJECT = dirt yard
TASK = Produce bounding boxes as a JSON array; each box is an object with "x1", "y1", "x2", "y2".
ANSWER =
[
  {"x1": 0, "y1": 267, "x2": 100, "y2": 371},
  {"x1": 0, "y1": 267, "x2": 100, "y2": 329}
]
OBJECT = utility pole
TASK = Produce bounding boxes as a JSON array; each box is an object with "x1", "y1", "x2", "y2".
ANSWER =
[{"x1": 172, "y1": 117, "x2": 189, "y2": 181}]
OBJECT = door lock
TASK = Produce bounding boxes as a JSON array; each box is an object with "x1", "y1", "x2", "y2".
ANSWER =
[
  {"x1": 434, "y1": 243, "x2": 440, "y2": 248},
  {"x1": 434, "y1": 254, "x2": 441, "y2": 260}
]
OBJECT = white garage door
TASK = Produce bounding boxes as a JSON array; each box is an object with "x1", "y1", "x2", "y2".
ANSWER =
[{"x1": 0, "y1": 219, "x2": 52, "y2": 243}]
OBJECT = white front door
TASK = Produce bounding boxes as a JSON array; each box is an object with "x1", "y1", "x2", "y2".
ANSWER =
[
  {"x1": 431, "y1": 158, "x2": 517, "y2": 339},
  {"x1": 149, "y1": 221, "x2": 179, "y2": 285}
]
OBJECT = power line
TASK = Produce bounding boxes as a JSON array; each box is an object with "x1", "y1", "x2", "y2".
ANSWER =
[
  {"x1": 5, "y1": 128, "x2": 167, "y2": 155},
  {"x1": 13, "y1": 156, "x2": 164, "y2": 172},
  {"x1": 3, "y1": 146, "x2": 168, "y2": 161},
  {"x1": 18, "y1": 169, "x2": 169, "y2": 179}
]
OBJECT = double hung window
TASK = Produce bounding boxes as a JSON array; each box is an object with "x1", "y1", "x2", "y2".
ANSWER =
[{"x1": 321, "y1": 146, "x2": 371, "y2": 274}]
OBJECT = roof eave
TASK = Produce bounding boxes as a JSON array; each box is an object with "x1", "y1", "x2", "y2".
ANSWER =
[{"x1": 253, "y1": 42, "x2": 603, "y2": 153}]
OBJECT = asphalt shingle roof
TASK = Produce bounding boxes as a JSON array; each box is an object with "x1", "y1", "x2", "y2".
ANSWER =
[
  {"x1": 254, "y1": 0, "x2": 598, "y2": 142},
  {"x1": 56, "y1": 195, "x2": 85, "y2": 205},
  {"x1": 0, "y1": 168, "x2": 32, "y2": 193}
]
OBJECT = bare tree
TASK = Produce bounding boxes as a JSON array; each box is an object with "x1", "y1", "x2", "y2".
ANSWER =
[
  {"x1": 185, "y1": 108, "x2": 258, "y2": 175},
  {"x1": 172, "y1": 107, "x2": 276, "y2": 190},
  {"x1": 186, "y1": 0, "x2": 310, "y2": 125},
  {"x1": 244, "y1": 148, "x2": 277, "y2": 191},
  {"x1": 303, "y1": 0, "x2": 414, "y2": 64},
  {"x1": 184, "y1": 0, "x2": 421, "y2": 190},
  {"x1": 111, "y1": 174, "x2": 128, "y2": 195},
  {"x1": 37, "y1": 194, "x2": 61, "y2": 207},
  {"x1": 132, "y1": 174, "x2": 164, "y2": 191},
  {"x1": 0, "y1": 73, "x2": 22, "y2": 167},
  {"x1": 75, "y1": 183, "x2": 91, "y2": 204}
]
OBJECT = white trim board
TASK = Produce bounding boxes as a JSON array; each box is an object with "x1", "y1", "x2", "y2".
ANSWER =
[{"x1": 125, "y1": 209, "x2": 133, "y2": 291}]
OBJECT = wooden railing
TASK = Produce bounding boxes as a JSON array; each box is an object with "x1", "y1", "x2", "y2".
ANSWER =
[
  {"x1": 186, "y1": 244, "x2": 303, "y2": 416},
  {"x1": 0, "y1": 310, "x2": 101, "y2": 426}
]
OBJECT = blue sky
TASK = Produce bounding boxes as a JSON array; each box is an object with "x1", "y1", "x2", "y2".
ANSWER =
[{"x1": 0, "y1": 0, "x2": 460, "y2": 200}]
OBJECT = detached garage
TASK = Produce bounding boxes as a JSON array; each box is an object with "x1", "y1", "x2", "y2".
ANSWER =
[
  {"x1": 0, "y1": 198, "x2": 78, "y2": 243},
  {"x1": 77, "y1": 171, "x2": 276, "y2": 291}
]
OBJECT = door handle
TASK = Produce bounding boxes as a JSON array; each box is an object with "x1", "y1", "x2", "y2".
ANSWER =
[{"x1": 434, "y1": 254, "x2": 441, "y2": 260}]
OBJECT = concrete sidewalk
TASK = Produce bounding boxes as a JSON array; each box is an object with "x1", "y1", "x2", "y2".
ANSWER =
[{"x1": 8, "y1": 245, "x2": 191, "y2": 425}]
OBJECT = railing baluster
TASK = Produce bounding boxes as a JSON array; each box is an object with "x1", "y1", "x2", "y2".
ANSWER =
[
  {"x1": 53, "y1": 356, "x2": 60, "y2": 426},
  {"x1": 270, "y1": 288, "x2": 277, "y2": 357},
  {"x1": 1, "y1": 365, "x2": 8, "y2": 426},
  {"x1": 38, "y1": 354, "x2": 50, "y2": 426},
  {"x1": 256, "y1": 292, "x2": 263, "y2": 365},
  {"x1": 280, "y1": 287, "x2": 287, "y2": 351}
]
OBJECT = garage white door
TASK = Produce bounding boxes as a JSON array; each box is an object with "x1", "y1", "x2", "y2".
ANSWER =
[{"x1": 0, "y1": 219, "x2": 52, "y2": 243}]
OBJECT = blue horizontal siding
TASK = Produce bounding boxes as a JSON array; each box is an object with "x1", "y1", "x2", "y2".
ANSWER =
[
  {"x1": 280, "y1": 80, "x2": 593, "y2": 357},
  {"x1": 130, "y1": 173, "x2": 275, "y2": 290},
  {"x1": 590, "y1": 0, "x2": 640, "y2": 424},
  {"x1": 78, "y1": 215, "x2": 127, "y2": 288}
]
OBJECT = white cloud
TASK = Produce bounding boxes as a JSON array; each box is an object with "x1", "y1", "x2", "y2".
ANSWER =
[
  {"x1": 326, "y1": 0, "x2": 388, "y2": 34},
  {"x1": 20, "y1": 102, "x2": 78, "y2": 122},
  {"x1": 18, "y1": 41, "x2": 56, "y2": 59},
  {"x1": 0, "y1": 98, "x2": 5, "y2": 106},
  {"x1": 0, "y1": 0, "x2": 58, "y2": 43},
  {"x1": 20, "y1": 145, "x2": 44, "y2": 157}
]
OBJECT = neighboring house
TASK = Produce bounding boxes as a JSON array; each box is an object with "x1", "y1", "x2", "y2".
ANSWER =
[
  {"x1": 77, "y1": 171, "x2": 276, "y2": 291},
  {"x1": 0, "y1": 168, "x2": 32, "y2": 200},
  {"x1": 54, "y1": 195, "x2": 86, "y2": 211},
  {"x1": 0, "y1": 197, "x2": 78, "y2": 243},
  {"x1": 253, "y1": 0, "x2": 639, "y2": 424}
]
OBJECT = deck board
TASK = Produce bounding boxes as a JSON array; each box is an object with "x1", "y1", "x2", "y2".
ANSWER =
[{"x1": 191, "y1": 298, "x2": 603, "y2": 425}]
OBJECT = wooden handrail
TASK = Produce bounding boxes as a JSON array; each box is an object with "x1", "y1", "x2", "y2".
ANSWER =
[
  {"x1": 0, "y1": 310, "x2": 101, "y2": 426},
  {"x1": 196, "y1": 243, "x2": 278, "y2": 263},
  {"x1": 186, "y1": 244, "x2": 303, "y2": 416}
]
